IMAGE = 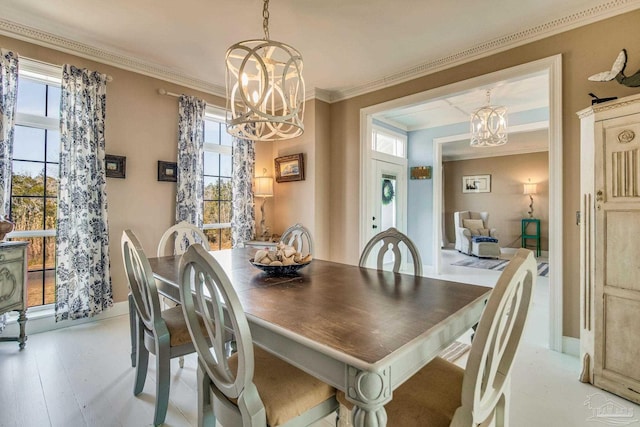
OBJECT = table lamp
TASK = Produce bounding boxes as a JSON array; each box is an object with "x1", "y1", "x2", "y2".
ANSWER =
[
  {"x1": 523, "y1": 179, "x2": 537, "y2": 218},
  {"x1": 255, "y1": 168, "x2": 274, "y2": 240}
]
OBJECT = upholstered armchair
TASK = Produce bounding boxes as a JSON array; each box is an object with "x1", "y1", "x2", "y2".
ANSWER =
[{"x1": 454, "y1": 211, "x2": 498, "y2": 254}]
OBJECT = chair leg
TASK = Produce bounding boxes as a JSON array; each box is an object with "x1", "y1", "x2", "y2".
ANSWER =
[
  {"x1": 128, "y1": 294, "x2": 137, "y2": 367},
  {"x1": 154, "y1": 334, "x2": 171, "y2": 426},
  {"x1": 133, "y1": 320, "x2": 148, "y2": 395},
  {"x1": 197, "y1": 363, "x2": 214, "y2": 427},
  {"x1": 179, "y1": 356, "x2": 185, "y2": 368}
]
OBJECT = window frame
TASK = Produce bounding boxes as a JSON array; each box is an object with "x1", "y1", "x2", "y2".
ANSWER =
[{"x1": 371, "y1": 123, "x2": 408, "y2": 161}]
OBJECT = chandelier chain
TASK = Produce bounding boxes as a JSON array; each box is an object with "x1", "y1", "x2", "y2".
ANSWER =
[{"x1": 263, "y1": 0, "x2": 270, "y2": 40}]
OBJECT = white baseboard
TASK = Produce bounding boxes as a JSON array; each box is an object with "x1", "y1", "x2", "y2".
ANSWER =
[
  {"x1": 1, "y1": 300, "x2": 129, "y2": 337},
  {"x1": 562, "y1": 336, "x2": 580, "y2": 357}
]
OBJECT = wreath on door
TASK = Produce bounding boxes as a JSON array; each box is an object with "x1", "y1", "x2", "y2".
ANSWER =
[{"x1": 382, "y1": 179, "x2": 395, "y2": 205}]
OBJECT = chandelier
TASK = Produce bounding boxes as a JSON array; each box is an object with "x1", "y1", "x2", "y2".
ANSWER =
[
  {"x1": 470, "y1": 89, "x2": 507, "y2": 147},
  {"x1": 225, "y1": 0, "x2": 305, "y2": 141}
]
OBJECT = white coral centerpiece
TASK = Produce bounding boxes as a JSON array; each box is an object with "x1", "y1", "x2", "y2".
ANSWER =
[{"x1": 253, "y1": 242, "x2": 312, "y2": 266}]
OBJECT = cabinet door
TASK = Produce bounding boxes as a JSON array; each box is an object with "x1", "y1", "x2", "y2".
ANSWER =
[
  {"x1": 594, "y1": 113, "x2": 640, "y2": 404},
  {"x1": 0, "y1": 247, "x2": 26, "y2": 314}
]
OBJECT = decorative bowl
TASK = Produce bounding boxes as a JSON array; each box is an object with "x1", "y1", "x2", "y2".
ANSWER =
[{"x1": 249, "y1": 258, "x2": 311, "y2": 276}]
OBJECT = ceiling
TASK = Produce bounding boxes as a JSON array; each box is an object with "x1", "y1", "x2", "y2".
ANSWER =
[{"x1": 1, "y1": 0, "x2": 637, "y2": 101}]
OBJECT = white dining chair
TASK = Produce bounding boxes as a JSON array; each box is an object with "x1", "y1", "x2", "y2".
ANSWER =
[
  {"x1": 179, "y1": 244, "x2": 338, "y2": 427},
  {"x1": 338, "y1": 248, "x2": 536, "y2": 426},
  {"x1": 121, "y1": 229, "x2": 204, "y2": 426},
  {"x1": 157, "y1": 220, "x2": 209, "y2": 257},
  {"x1": 359, "y1": 227, "x2": 422, "y2": 276},
  {"x1": 280, "y1": 223, "x2": 313, "y2": 256}
]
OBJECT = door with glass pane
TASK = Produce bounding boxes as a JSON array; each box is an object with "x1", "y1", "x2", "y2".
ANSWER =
[{"x1": 367, "y1": 160, "x2": 406, "y2": 267}]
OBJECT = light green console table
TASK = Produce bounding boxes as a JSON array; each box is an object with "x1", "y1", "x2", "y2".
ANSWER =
[
  {"x1": 0, "y1": 241, "x2": 29, "y2": 349},
  {"x1": 521, "y1": 218, "x2": 541, "y2": 257}
]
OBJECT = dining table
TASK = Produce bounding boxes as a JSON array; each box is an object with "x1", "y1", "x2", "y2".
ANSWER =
[{"x1": 143, "y1": 247, "x2": 491, "y2": 427}]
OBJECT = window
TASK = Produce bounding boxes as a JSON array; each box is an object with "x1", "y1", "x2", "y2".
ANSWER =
[
  {"x1": 202, "y1": 107, "x2": 233, "y2": 250},
  {"x1": 10, "y1": 59, "x2": 62, "y2": 308},
  {"x1": 372, "y1": 124, "x2": 406, "y2": 158}
]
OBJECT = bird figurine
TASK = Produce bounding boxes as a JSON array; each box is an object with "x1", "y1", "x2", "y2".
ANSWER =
[{"x1": 588, "y1": 49, "x2": 640, "y2": 87}]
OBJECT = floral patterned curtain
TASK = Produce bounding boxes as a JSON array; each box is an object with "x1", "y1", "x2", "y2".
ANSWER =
[
  {"x1": 231, "y1": 136, "x2": 255, "y2": 247},
  {"x1": 0, "y1": 49, "x2": 18, "y2": 332},
  {"x1": 176, "y1": 95, "x2": 205, "y2": 227},
  {"x1": 55, "y1": 64, "x2": 112, "y2": 321}
]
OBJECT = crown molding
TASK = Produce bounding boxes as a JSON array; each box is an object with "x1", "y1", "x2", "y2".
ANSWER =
[
  {"x1": 1, "y1": 0, "x2": 639, "y2": 104},
  {"x1": 0, "y1": 18, "x2": 226, "y2": 97},
  {"x1": 330, "y1": 0, "x2": 640, "y2": 102}
]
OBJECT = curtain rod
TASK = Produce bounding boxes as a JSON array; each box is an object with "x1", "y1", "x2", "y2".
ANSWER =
[{"x1": 157, "y1": 88, "x2": 180, "y2": 97}]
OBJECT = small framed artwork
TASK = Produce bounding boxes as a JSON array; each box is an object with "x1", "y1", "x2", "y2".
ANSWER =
[
  {"x1": 158, "y1": 161, "x2": 178, "y2": 182},
  {"x1": 462, "y1": 174, "x2": 491, "y2": 193},
  {"x1": 275, "y1": 153, "x2": 305, "y2": 183},
  {"x1": 410, "y1": 166, "x2": 432, "y2": 180},
  {"x1": 105, "y1": 155, "x2": 126, "y2": 179}
]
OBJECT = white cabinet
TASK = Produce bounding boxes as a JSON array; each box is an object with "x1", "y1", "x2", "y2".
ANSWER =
[
  {"x1": 578, "y1": 94, "x2": 640, "y2": 404},
  {"x1": 0, "y1": 241, "x2": 29, "y2": 349}
]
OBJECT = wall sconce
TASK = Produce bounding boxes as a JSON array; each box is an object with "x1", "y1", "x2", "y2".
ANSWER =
[
  {"x1": 255, "y1": 168, "x2": 274, "y2": 240},
  {"x1": 523, "y1": 179, "x2": 537, "y2": 218}
]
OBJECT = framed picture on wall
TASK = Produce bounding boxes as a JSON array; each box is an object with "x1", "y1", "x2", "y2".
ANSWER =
[
  {"x1": 105, "y1": 154, "x2": 126, "y2": 179},
  {"x1": 275, "y1": 153, "x2": 305, "y2": 183},
  {"x1": 462, "y1": 174, "x2": 491, "y2": 193},
  {"x1": 157, "y1": 161, "x2": 178, "y2": 182}
]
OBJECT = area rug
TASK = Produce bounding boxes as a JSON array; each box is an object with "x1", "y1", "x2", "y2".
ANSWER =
[
  {"x1": 452, "y1": 257, "x2": 549, "y2": 277},
  {"x1": 439, "y1": 341, "x2": 471, "y2": 363}
]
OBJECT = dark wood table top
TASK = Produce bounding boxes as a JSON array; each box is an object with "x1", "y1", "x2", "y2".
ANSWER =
[{"x1": 148, "y1": 247, "x2": 491, "y2": 365}]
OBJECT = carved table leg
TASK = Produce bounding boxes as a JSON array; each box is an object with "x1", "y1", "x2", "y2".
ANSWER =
[
  {"x1": 345, "y1": 366, "x2": 391, "y2": 427},
  {"x1": 129, "y1": 294, "x2": 137, "y2": 367},
  {"x1": 17, "y1": 309, "x2": 27, "y2": 350}
]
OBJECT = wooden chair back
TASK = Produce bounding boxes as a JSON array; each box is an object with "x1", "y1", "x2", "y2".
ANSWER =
[
  {"x1": 157, "y1": 221, "x2": 209, "y2": 257},
  {"x1": 122, "y1": 229, "x2": 162, "y2": 333},
  {"x1": 280, "y1": 223, "x2": 313, "y2": 256},
  {"x1": 359, "y1": 227, "x2": 422, "y2": 276},
  {"x1": 453, "y1": 248, "x2": 537, "y2": 426},
  {"x1": 179, "y1": 244, "x2": 256, "y2": 402}
]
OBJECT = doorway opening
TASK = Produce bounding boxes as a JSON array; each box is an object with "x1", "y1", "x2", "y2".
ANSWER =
[{"x1": 359, "y1": 55, "x2": 563, "y2": 351}]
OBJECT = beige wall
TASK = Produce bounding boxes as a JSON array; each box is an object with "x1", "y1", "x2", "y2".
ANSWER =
[
  {"x1": 270, "y1": 99, "x2": 332, "y2": 260},
  {"x1": 328, "y1": 10, "x2": 640, "y2": 338},
  {"x1": 0, "y1": 35, "x2": 273, "y2": 305},
  {"x1": 444, "y1": 152, "x2": 549, "y2": 251}
]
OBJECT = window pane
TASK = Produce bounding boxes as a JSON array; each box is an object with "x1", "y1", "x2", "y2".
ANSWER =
[
  {"x1": 204, "y1": 201, "x2": 219, "y2": 224},
  {"x1": 46, "y1": 164, "x2": 59, "y2": 197},
  {"x1": 26, "y1": 271, "x2": 44, "y2": 307},
  {"x1": 204, "y1": 152, "x2": 220, "y2": 175},
  {"x1": 221, "y1": 128, "x2": 233, "y2": 146},
  {"x1": 47, "y1": 85, "x2": 61, "y2": 118},
  {"x1": 220, "y1": 154, "x2": 232, "y2": 177},
  {"x1": 204, "y1": 229, "x2": 221, "y2": 251},
  {"x1": 204, "y1": 120, "x2": 220, "y2": 144},
  {"x1": 220, "y1": 201, "x2": 232, "y2": 223},
  {"x1": 221, "y1": 228, "x2": 232, "y2": 249},
  {"x1": 44, "y1": 269, "x2": 55, "y2": 305},
  {"x1": 14, "y1": 126, "x2": 45, "y2": 161},
  {"x1": 12, "y1": 162, "x2": 45, "y2": 196},
  {"x1": 44, "y1": 236, "x2": 56, "y2": 269},
  {"x1": 16, "y1": 78, "x2": 46, "y2": 116},
  {"x1": 11, "y1": 197, "x2": 45, "y2": 230},
  {"x1": 219, "y1": 178, "x2": 232, "y2": 201},
  {"x1": 15, "y1": 236, "x2": 45, "y2": 270},
  {"x1": 46, "y1": 130, "x2": 60, "y2": 162},
  {"x1": 45, "y1": 199, "x2": 57, "y2": 230},
  {"x1": 204, "y1": 177, "x2": 218, "y2": 200}
]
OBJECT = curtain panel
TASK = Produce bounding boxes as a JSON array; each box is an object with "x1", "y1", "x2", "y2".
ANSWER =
[
  {"x1": 231, "y1": 136, "x2": 255, "y2": 247},
  {"x1": 0, "y1": 49, "x2": 18, "y2": 332},
  {"x1": 176, "y1": 95, "x2": 205, "y2": 228},
  {"x1": 55, "y1": 64, "x2": 112, "y2": 321}
]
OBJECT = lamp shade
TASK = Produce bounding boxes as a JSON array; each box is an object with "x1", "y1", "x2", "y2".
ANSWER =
[
  {"x1": 523, "y1": 183, "x2": 537, "y2": 195},
  {"x1": 255, "y1": 176, "x2": 274, "y2": 197}
]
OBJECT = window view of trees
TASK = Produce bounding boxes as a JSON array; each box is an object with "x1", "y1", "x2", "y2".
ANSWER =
[
  {"x1": 11, "y1": 75, "x2": 60, "y2": 307},
  {"x1": 203, "y1": 115, "x2": 233, "y2": 250}
]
